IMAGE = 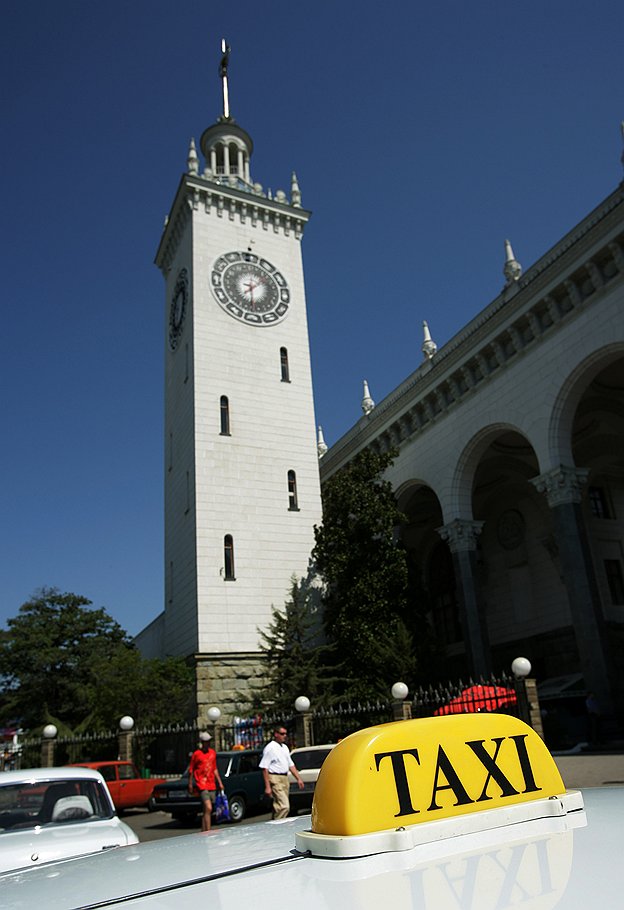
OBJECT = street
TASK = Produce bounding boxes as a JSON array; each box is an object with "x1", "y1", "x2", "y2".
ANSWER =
[{"x1": 124, "y1": 807, "x2": 274, "y2": 842}]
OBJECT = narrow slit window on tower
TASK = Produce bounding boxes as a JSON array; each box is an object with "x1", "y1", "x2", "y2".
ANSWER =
[
  {"x1": 220, "y1": 396, "x2": 231, "y2": 435},
  {"x1": 288, "y1": 470, "x2": 299, "y2": 511},
  {"x1": 280, "y1": 347, "x2": 290, "y2": 382},
  {"x1": 224, "y1": 535, "x2": 236, "y2": 580}
]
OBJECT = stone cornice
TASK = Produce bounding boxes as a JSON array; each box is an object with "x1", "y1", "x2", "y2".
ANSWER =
[
  {"x1": 155, "y1": 174, "x2": 311, "y2": 273},
  {"x1": 321, "y1": 185, "x2": 624, "y2": 480}
]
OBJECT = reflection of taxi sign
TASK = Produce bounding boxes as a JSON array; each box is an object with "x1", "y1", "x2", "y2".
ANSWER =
[{"x1": 296, "y1": 715, "x2": 584, "y2": 858}]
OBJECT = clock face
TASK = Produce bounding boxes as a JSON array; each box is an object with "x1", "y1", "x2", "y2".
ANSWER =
[
  {"x1": 169, "y1": 269, "x2": 188, "y2": 350},
  {"x1": 211, "y1": 252, "x2": 290, "y2": 326}
]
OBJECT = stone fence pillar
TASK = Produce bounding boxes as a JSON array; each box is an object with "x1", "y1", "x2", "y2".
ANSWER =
[{"x1": 40, "y1": 724, "x2": 57, "y2": 768}]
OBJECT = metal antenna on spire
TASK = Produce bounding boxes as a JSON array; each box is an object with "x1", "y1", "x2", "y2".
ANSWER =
[{"x1": 219, "y1": 38, "x2": 231, "y2": 119}]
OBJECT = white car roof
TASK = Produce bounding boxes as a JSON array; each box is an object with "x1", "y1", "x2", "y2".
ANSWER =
[
  {"x1": 0, "y1": 766, "x2": 107, "y2": 784},
  {"x1": 291, "y1": 743, "x2": 336, "y2": 752},
  {"x1": 1, "y1": 788, "x2": 623, "y2": 909}
]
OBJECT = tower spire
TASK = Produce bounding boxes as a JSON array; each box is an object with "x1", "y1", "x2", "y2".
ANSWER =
[{"x1": 219, "y1": 38, "x2": 231, "y2": 120}]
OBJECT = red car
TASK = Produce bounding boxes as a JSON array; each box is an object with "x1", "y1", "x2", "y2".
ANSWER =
[{"x1": 69, "y1": 761, "x2": 166, "y2": 812}]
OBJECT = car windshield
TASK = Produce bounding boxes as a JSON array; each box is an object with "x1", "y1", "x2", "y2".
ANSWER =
[{"x1": 0, "y1": 779, "x2": 114, "y2": 832}]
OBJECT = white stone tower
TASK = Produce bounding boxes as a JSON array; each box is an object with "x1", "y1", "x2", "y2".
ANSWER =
[{"x1": 154, "y1": 42, "x2": 322, "y2": 719}]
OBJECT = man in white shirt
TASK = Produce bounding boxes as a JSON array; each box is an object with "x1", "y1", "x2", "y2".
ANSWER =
[{"x1": 260, "y1": 725, "x2": 305, "y2": 818}]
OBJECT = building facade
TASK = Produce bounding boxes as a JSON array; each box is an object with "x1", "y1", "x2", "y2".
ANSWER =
[
  {"x1": 321, "y1": 182, "x2": 624, "y2": 718},
  {"x1": 137, "y1": 58, "x2": 323, "y2": 722}
]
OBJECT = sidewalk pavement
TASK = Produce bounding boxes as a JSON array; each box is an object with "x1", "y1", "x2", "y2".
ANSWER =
[{"x1": 552, "y1": 751, "x2": 624, "y2": 788}]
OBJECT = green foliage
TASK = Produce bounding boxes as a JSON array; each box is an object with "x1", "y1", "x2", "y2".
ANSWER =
[
  {"x1": 0, "y1": 588, "x2": 130, "y2": 728},
  {"x1": 0, "y1": 588, "x2": 194, "y2": 731},
  {"x1": 89, "y1": 649, "x2": 195, "y2": 730},
  {"x1": 252, "y1": 576, "x2": 339, "y2": 716},
  {"x1": 313, "y1": 449, "x2": 426, "y2": 699}
]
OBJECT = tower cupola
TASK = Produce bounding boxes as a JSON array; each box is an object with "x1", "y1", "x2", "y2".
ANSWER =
[{"x1": 198, "y1": 39, "x2": 254, "y2": 190}]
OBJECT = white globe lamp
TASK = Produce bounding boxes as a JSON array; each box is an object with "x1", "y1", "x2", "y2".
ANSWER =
[
  {"x1": 511, "y1": 657, "x2": 532, "y2": 679},
  {"x1": 295, "y1": 696, "x2": 311, "y2": 713},
  {"x1": 42, "y1": 724, "x2": 57, "y2": 739},
  {"x1": 391, "y1": 682, "x2": 409, "y2": 701},
  {"x1": 119, "y1": 715, "x2": 135, "y2": 731}
]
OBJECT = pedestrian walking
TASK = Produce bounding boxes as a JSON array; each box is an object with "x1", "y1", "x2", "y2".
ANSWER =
[
  {"x1": 260, "y1": 725, "x2": 304, "y2": 819},
  {"x1": 188, "y1": 732, "x2": 224, "y2": 831}
]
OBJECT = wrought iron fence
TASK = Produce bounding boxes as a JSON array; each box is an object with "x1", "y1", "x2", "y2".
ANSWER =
[
  {"x1": 10, "y1": 674, "x2": 537, "y2": 772},
  {"x1": 133, "y1": 723, "x2": 198, "y2": 774},
  {"x1": 310, "y1": 701, "x2": 392, "y2": 744},
  {"x1": 411, "y1": 674, "x2": 525, "y2": 720}
]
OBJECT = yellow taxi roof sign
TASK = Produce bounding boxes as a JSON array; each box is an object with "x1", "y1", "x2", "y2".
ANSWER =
[{"x1": 310, "y1": 714, "x2": 566, "y2": 839}]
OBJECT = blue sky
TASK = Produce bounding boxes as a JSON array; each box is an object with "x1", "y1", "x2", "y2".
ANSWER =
[{"x1": 2, "y1": 0, "x2": 623, "y2": 636}]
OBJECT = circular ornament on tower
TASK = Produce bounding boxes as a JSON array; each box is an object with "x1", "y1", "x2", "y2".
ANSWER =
[
  {"x1": 169, "y1": 268, "x2": 188, "y2": 350},
  {"x1": 210, "y1": 251, "x2": 290, "y2": 326}
]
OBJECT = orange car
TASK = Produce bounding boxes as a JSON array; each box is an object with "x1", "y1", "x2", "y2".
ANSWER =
[{"x1": 69, "y1": 761, "x2": 166, "y2": 812}]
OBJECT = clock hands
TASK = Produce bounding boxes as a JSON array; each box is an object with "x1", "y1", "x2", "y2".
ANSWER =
[
  {"x1": 243, "y1": 277, "x2": 258, "y2": 309},
  {"x1": 242, "y1": 273, "x2": 268, "y2": 310}
]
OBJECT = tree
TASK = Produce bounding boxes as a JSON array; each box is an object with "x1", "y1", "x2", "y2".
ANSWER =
[
  {"x1": 0, "y1": 588, "x2": 195, "y2": 730},
  {"x1": 251, "y1": 577, "x2": 339, "y2": 716},
  {"x1": 312, "y1": 449, "x2": 425, "y2": 700},
  {"x1": 0, "y1": 589, "x2": 131, "y2": 728},
  {"x1": 89, "y1": 649, "x2": 195, "y2": 729}
]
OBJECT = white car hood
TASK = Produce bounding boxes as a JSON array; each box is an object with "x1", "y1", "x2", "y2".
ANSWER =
[
  {"x1": 0, "y1": 816, "x2": 138, "y2": 875},
  {"x1": 1, "y1": 790, "x2": 623, "y2": 909}
]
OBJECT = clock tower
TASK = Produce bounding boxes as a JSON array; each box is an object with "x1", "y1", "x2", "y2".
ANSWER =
[{"x1": 154, "y1": 42, "x2": 322, "y2": 721}]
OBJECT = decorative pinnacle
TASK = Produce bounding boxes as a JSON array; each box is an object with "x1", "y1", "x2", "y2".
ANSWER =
[
  {"x1": 317, "y1": 426, "x2": 328, "y2": 458},
  {"x1": 503, "y1": 239, "x2": 522, "y2": 285},
  {"x1": 422, "y1": 320, "x2": 437, "y2": 360},
  {"x1": 219, "y1": 38, "x2": 231, "y2": 120},
  {"x1": 291, "y1": 172, "x2": 302, "y2": 208},
  {"x1": 187, "y1": 138, "x2": 199, "y2": 175},
  {"x1": 361, "y1": 380, "x2": 375, "y2": 415}
]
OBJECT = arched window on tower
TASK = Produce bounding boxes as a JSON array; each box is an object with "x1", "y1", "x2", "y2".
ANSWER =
[
  {"x1": 229, "y1": 142, "x2": 239, "y2": 174},
  {"x1": 220, "y1": 396, "x2": 230, "y2": 435},
  {"x1": 215, "y1": 142, "x2": 225, "y2": 175},
  {"x1": 288, "y1": 470, "x2": 299, "y2": 511},
  {"x1": 224, "y1": 535, "x2": 236, "y2": 580},
  {"x1": 280, "y1": 347, "x2": 290, "y2": 382}
]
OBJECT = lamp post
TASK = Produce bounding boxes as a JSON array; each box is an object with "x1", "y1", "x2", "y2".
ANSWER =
[
  {"x1": 118, "y1": 715, "x2": 135, "y2": 762},
  {"x1": 41, "y1": 724, "x2": 57, "y2": 768},
  {"x1": 294, "y1": 696, "x2": 312, "y2": 747},
  {"x1": 207, "y1": 706, "x2": 221, "y2": 751},
  {"x1": 511, "y1": 657, "x2": 543, "y2": 739},
  {"x1": 391, "y1": 682, "x2": 411, "y2": 721}
]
